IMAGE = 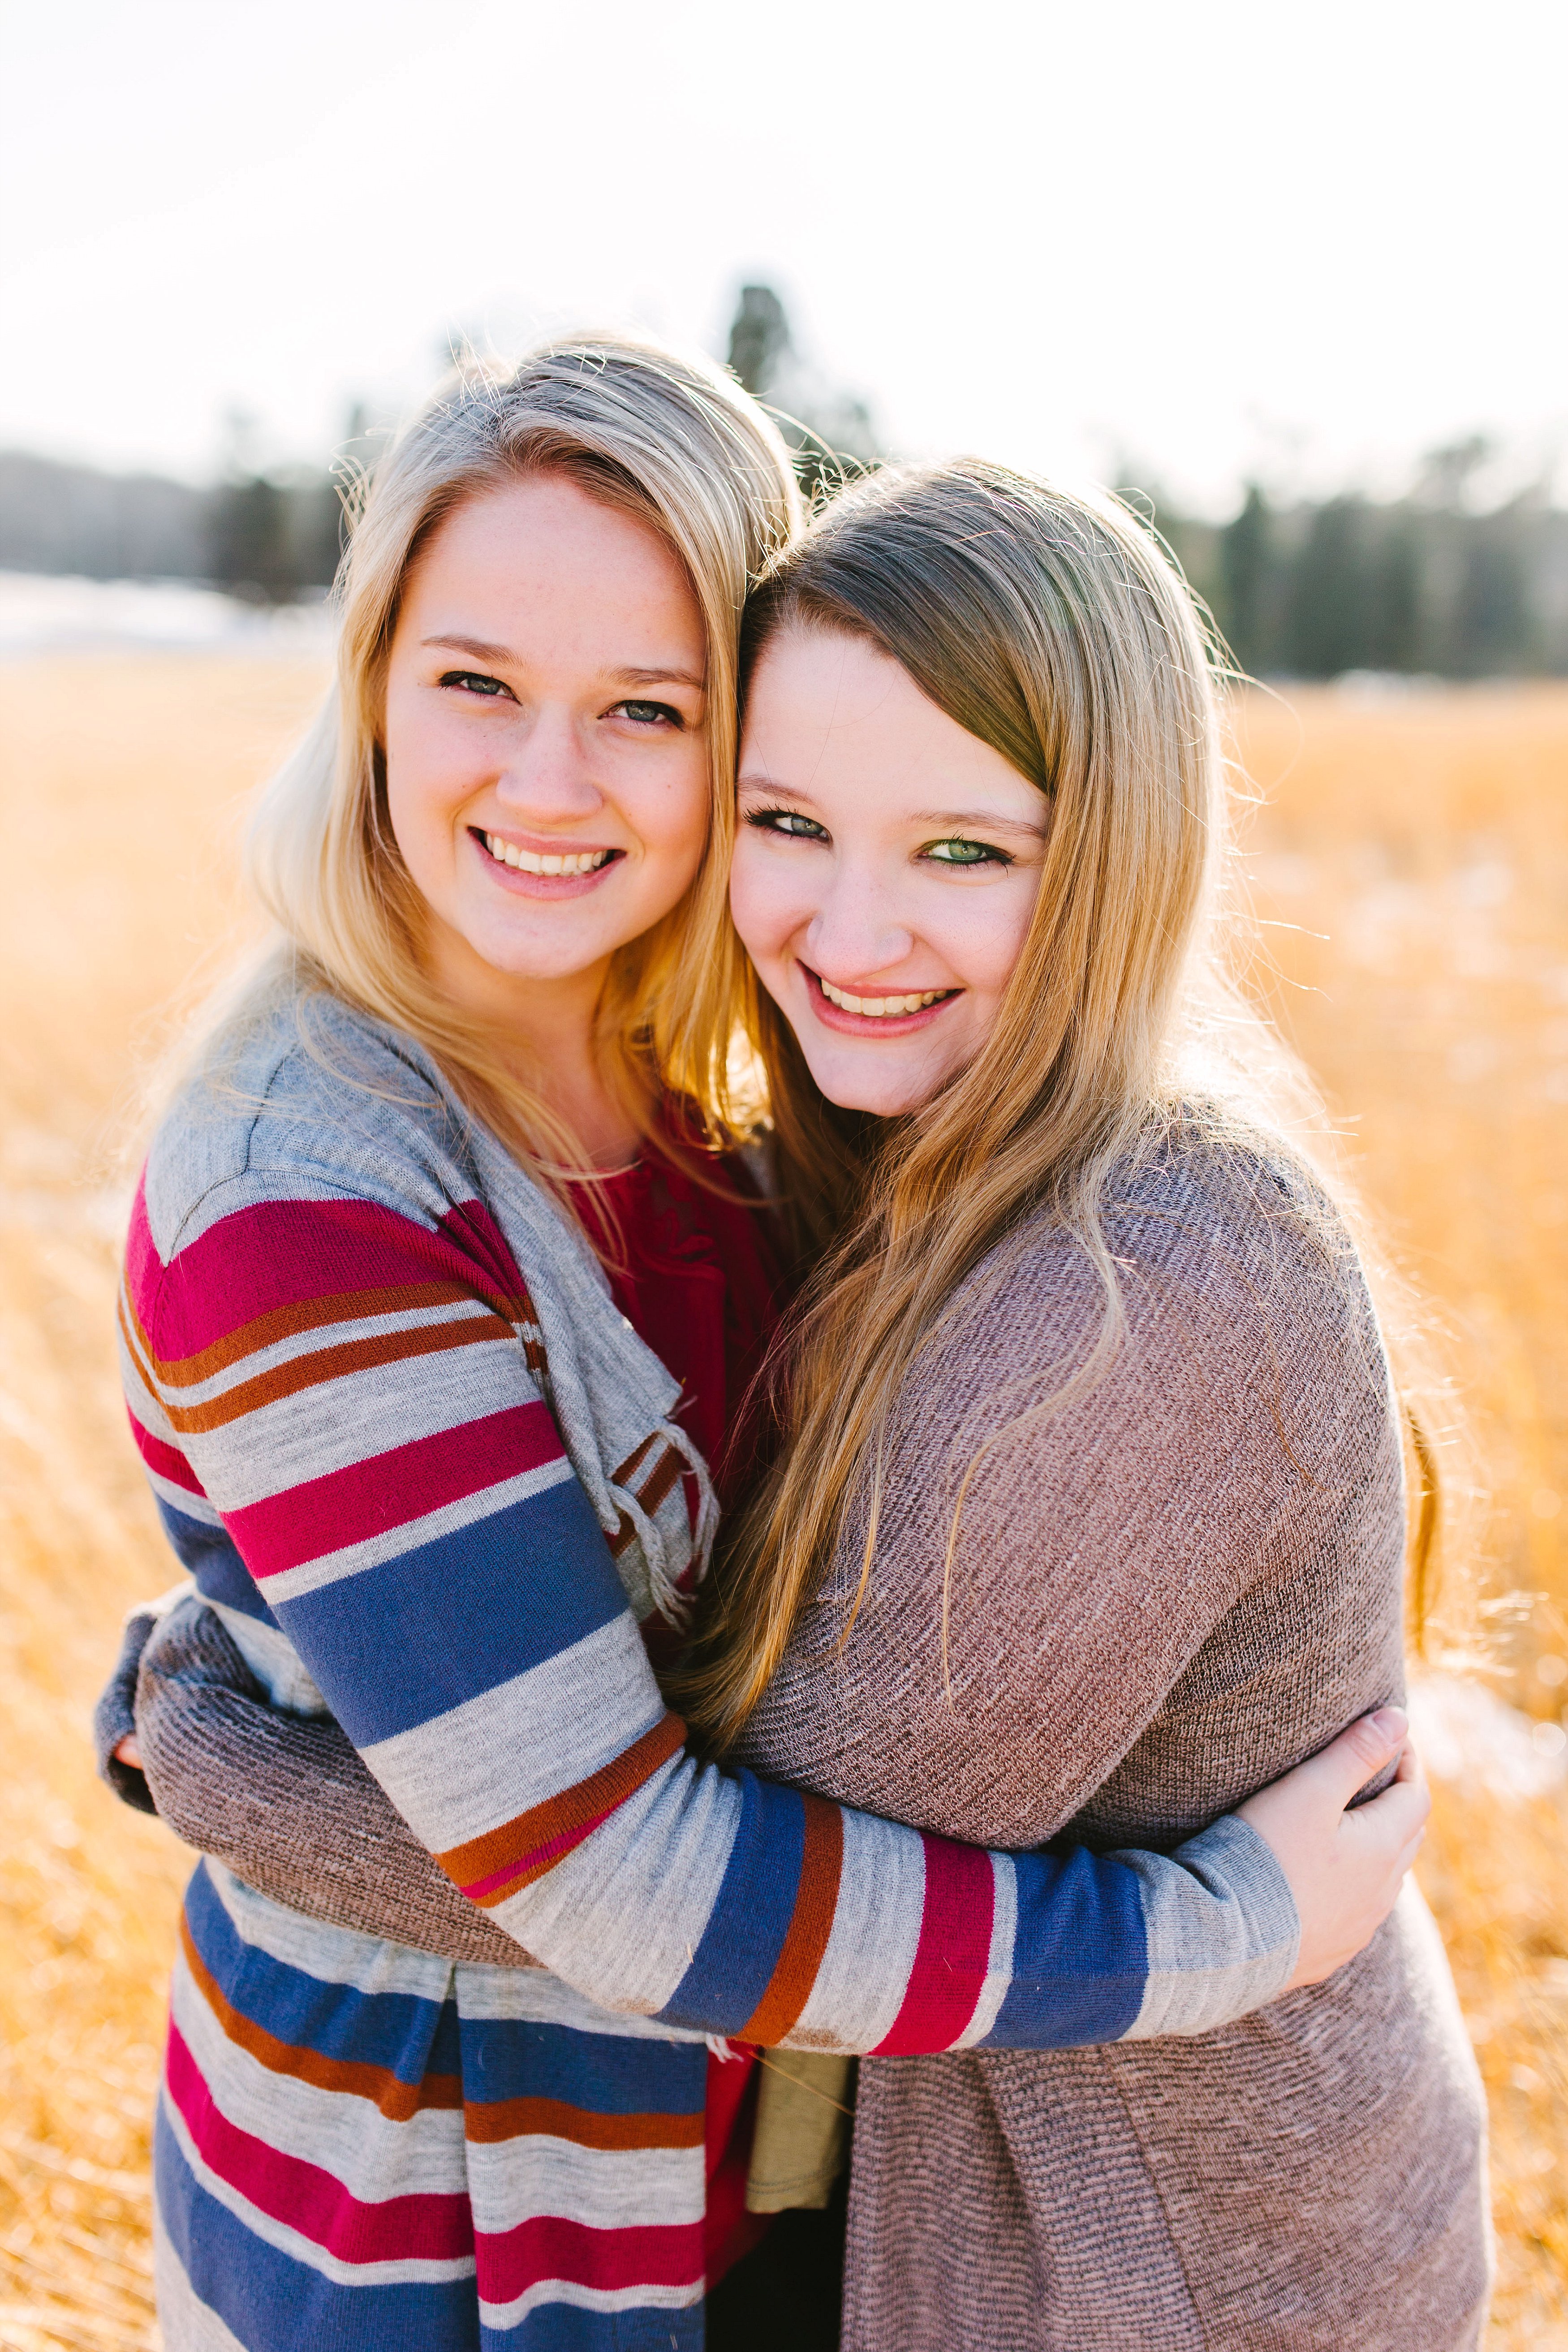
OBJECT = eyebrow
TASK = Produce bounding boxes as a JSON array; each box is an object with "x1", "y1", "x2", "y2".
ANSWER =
[
  {"x1": 737, "y1": 776, "x2": 1048, "y2": 837},
  {"x1": 421, "y1": 634, "x2": 704, "y2": 690},
  {"x1": 911, "y1": 806, "x2": 1050, "y2": 837},
  {"x1": 613, "y1": 664, "x2": 706, "y2": 690}
]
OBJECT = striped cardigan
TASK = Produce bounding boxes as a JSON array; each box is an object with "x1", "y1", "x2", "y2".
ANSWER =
[{"x1": 122, "y1": 987, "x2": 1301, "y2": 2348}]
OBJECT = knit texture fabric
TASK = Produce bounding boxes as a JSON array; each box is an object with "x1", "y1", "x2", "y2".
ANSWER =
[
  {"x1": 137, "y1": 1597, "x2": 536, "y2": 1967},
  {"x1": 118, "y1": 986, "x2": 1306, "y2": 2348},
  {"x1": 737, "y1": 1122, "x2": 1491, "y2": 2351}
]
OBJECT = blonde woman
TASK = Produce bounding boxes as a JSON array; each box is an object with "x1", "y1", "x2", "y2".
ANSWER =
[{"x1": 106, "y1": 347, "x2": 1429, "y2": 2352}]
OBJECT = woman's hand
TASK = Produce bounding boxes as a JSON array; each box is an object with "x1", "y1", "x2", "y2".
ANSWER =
[
  {"x1": 1237, "y1": 1707, "x2": 1430, "y2": 1989},
  {"x1": 114, "y1": 1733, "x2": 142, "y2": 1768}
]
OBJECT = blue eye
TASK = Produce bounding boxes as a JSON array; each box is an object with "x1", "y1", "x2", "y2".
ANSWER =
[
  {"x1": 924, "y1": 838, "x2": 1010, "y2": 866},
  {"x1": 611, "y1": 699, "x2": 683, "y2": 728},
  {"x1": 439, "y1": 669, "x2": 512, "y2": 699},
  {"x1": 748, "y1": 808, "x2": 828, "y2": 840}
]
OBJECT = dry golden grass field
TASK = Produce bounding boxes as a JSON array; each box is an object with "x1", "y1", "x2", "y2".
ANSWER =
[{"x1": 0, "y1": 654, "x2": 1566, "y2": 2348}]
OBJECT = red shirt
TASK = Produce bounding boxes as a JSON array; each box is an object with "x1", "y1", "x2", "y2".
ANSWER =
[{"x1": 565, "y1": 1139, "x2": 785, "y2": 2286}]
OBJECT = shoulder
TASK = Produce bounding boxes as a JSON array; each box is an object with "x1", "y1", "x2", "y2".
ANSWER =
[
  {"x1": 1103, "y1": 1107, "x2": 1364, "y2": 1309},
  {"x1": 138, "y1": 982, "x2": 477, "y2": 1268},
  {"x1": 941, "y1": 1106, "x2": 1380, "y2": 1397}
]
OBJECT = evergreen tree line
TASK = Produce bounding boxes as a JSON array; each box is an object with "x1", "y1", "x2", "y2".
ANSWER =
[
  {"x1": 1151, "y1": 456, "x2": 1568, "y2": 680},
  {"x1": 3, "y1": 294, "x2": 1564, "y2": 675},
  {"x1": 0, "y1": 446, "x2": 344, "y2": 607}
]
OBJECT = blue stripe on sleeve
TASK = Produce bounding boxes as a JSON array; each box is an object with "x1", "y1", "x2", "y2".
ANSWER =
[
  {"x1": 271, "y1": 1482, "x2": 629, "y2": 1747},
  {"x1": 981, "y1": 1846, "x2": 1149, "y2": 2049},
  {"x1": 657, "y1": 1771, "x2": 804, "y2": 2036},
  {"x1": 157, "y1": 1500, "x2": 278, "y2": 1624},
  {"x1": 185, "y1": 1863, "x2": 458, "y2": 2085}
]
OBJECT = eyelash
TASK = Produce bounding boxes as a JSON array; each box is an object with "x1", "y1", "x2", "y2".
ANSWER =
[
  {"x1": 611, "y1": 699, "x2": 684, "y2": 729},
  {"x1": 437, "y1": 674, "x2": 684, "y2": 730},
  {"x1": 746, "y1": 810, "x2": 1012, "y2": 867},
  {"x1": 747, "y1": 808, "x2": 828, "y2": 840},
  {"x1": 923, "y1": 839, "x2": 1013, "y2": 868}
]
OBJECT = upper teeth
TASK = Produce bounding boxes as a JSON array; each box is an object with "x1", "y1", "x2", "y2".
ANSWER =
[
  {"x1": 484, "y1": 835, "x2": 613, "y2": 876},
  {"x1": 818, "y1": 977, "x2": 951, "y2": 1017}
]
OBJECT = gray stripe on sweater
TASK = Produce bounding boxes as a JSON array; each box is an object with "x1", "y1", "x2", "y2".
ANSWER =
[{"x1": 1121, "y1": 1814, "x2": 1299, "y2": 2040}]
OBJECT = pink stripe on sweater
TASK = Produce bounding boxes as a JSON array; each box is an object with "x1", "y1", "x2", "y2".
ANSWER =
[
  {"x1": 127, "y1": 1183, "x2": 521, "y2": 1356},
  {"x1": 125, "y1": 1407, "x2": 208, "y2": 1498},
  {"x1": 461, "y1": 1805, "x2": 616, "y2": 1901},
  {"x1": 164, "y1": 2021, "x2": 474, "y2": 2264},
  {"x1": 476, "y1": 2210, "x2": 704, "y2": 2301},
  {"x1": 870, "y1": 1835, "x2": 995, "y2": 2056},
  {"x1": 228, "y1": 1404, "x2": 564, "y2": 1579}
]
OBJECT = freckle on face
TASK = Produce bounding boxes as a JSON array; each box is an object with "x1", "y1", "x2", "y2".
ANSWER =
[{"x1": 379, "y1": 474, "x2": 711, "y2": 1002}]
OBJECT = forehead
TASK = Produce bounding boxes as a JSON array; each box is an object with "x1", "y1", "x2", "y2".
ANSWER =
[
  {"x1": 742, "y1": 627, "x2": 1038, "y2": 814},
  {"x1": 406, "y1": 475, "x2": 703, "y2": 635}
]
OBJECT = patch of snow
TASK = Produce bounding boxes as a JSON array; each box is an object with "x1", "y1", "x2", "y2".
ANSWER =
[{"x1": 0, "y1": 571, "x2": 333, "y2": 656}]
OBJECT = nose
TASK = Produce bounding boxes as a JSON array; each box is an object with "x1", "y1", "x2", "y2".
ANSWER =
[
  {"x1": 492, "y1": 707, "x2": 604, "y2": 821},
  {"x1": 804, "y1": 872, "x2": 915, "y2": 985}
]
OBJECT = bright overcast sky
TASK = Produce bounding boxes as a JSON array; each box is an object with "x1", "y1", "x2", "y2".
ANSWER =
[{"x1": 2, "y1": 0, "x2": 1564, "y2": 514}]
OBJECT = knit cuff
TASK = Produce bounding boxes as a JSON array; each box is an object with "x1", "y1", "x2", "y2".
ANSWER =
[
  {"x1": 93, "y1": 1610, "x2": 158, "y2": 1813},
  {"x1": 1115, "y1": 1813, "x2": 1301, "y2": 2040},
  {"x1": 92, "y1": 1581, "x2": 197, "y2": 1815}
]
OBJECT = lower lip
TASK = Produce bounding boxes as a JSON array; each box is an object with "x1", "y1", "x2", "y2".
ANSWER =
[
  {"x1": 803, "y1": 968, "x2": 960, "y2": 1037},
  {"x1": 470, "y1": 832, "x2": 624, "y2": 899}
]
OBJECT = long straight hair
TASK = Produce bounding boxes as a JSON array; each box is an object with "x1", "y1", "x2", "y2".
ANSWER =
[
  {"x1": 683, "y1": 459, "x2": 1441, "y2": 1745},
  {"x1": 228, "y1": 335, "x2": 801, "y2": 1175}
]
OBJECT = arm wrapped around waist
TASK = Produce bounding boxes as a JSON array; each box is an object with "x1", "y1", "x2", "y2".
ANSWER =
[
  {"x1": 135, "y1": 1597, "x2": 539, "y2": 1969},
  {"x1": 94, "y1": 1608, "x2": 159, "y2": 1814}
]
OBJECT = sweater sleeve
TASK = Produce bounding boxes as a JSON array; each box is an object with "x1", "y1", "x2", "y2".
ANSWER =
[
  {"x1": 122, "y1": 1171, "x2": 1299, "y2": 2053},
  {"x1": 132, "y1": 1595, "x2": 539, "y2": 1968}
]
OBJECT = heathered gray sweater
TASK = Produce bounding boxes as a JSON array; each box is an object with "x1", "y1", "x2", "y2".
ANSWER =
[{"x1": 735, "y1": 1121, "x2": 1489, "y2": 2350}]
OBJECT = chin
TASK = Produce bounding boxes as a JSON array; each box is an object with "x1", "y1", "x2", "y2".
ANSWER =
[{"x1": 810, "y1": 1062, "x2": 933, "y2": 1118}]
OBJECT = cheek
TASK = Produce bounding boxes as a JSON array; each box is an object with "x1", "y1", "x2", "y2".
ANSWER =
[
  {"x1": 943, "y1": 880, "x2": 1040, "y2": 999},
  {"x1": 728, "y1": 838, "x2": 802, "y2": 964},
  {"x1": 633, "y1": 745, "x2": 711, "y2": 869},
  {"x1": 382, "y1": 692, "x2": 473, "y2": 854}
]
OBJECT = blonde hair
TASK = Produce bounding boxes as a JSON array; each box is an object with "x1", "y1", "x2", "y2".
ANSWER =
[
  {"x1": 684, "y1": 458, "x2": 1440, "y2": 1743},
  {"x1": 234, "y1": 334, "x2": 801, "y2": 1172}
]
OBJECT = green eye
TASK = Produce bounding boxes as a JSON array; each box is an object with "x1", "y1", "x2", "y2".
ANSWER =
[
  {"x1": 748, "y1": 808, "x2": 829, "y2": 840},
  {"x1": 925, "y1": 838, "x2": 1007, "y2": 866}
]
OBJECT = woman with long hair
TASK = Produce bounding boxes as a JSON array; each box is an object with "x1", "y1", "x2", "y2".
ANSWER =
[
  {"x1": 697, "y1": 460, "x2": 1490, "y2": 2347},
  {"x1": 103, "y1": 344, "x2": 1434, "y2": 2352}
]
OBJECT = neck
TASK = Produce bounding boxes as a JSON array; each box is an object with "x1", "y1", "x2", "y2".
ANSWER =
[{"x1": 421, "y1": 922, "x2": 644, "y2": 1172}]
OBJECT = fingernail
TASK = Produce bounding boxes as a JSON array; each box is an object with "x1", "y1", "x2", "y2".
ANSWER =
[{"x1": 1370, "y1": 1706, "x2": 1408, "y2": 1740}]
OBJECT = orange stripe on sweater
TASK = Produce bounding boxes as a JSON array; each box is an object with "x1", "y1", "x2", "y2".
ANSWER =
[
  {"x1": 133, "y1": 1280, "x2": 482, "y2": 1387},
  {"x1": 740, "y1": 1796, "x2": 844, "y2": 2046},
  {"x1": 144, "y1": 1314, "x2": 515, "y2": 1434},
  {"x1": 464, "y1": 2094, "x2": 704, "y2": 2150},
  {"x1": 438, "y1": 1714, "x2": 688, "y2": 1905},
  {"x1": 632, "y1": 1446, "x2": 684, "y2": 1520},
  {"x1": 179, "y1": 1914, "x2": 462, "y2": 2121},
  {"x1": 117, "y1": 1287, "x2": 163, "y2": 1405}
]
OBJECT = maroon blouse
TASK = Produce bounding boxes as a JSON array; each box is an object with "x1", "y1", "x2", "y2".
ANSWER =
[{"x1": 564, "y1": 1136, "x2": 787, "y2": 2286}]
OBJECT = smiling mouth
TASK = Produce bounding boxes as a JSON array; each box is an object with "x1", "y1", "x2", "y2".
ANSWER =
[
  {"x1": 813, "y1": 972, "x2": 960, "y2": 1018},
  {"x1": 478, "y1": 831, "x2": 620, "y2": 877}
]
